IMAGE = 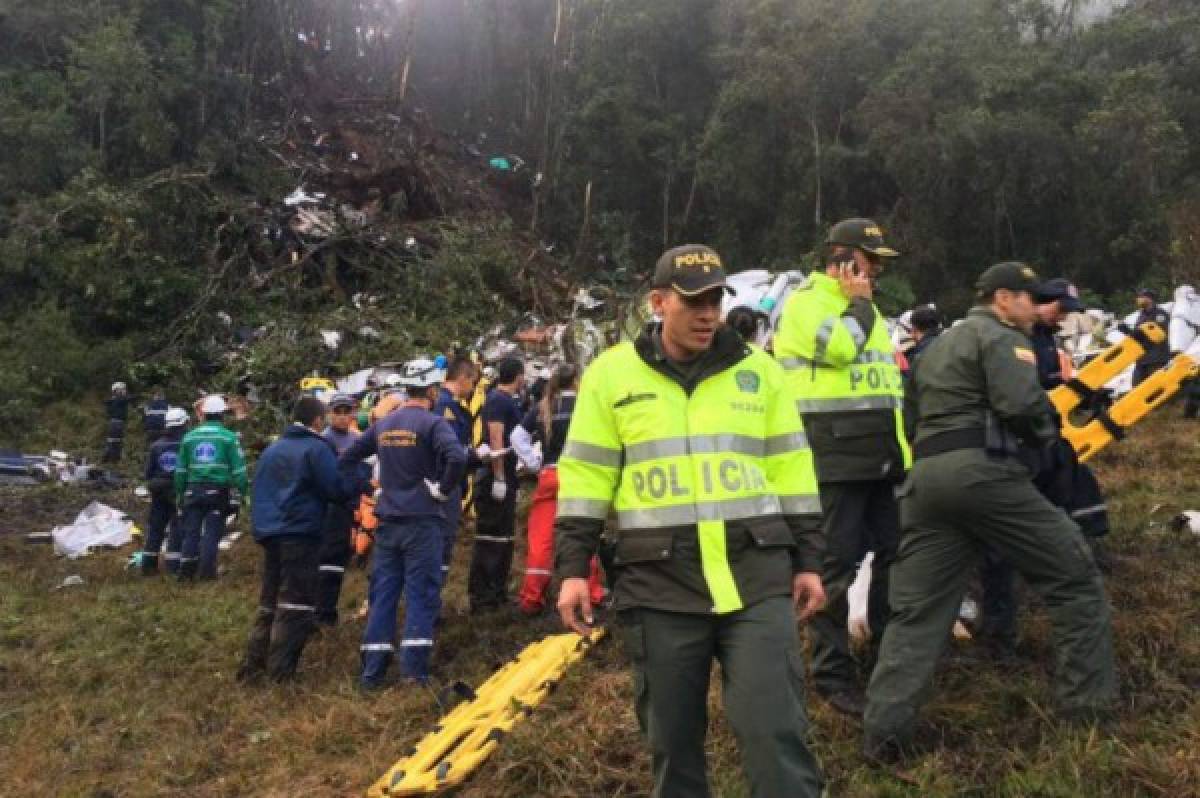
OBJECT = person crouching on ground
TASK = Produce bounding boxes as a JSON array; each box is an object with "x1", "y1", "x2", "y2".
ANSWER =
[{"x1": 238, "y1": 397, "x2": 354, "y2": 683}]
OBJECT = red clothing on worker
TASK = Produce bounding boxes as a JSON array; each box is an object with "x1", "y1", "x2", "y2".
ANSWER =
[{"x1": 518, "y1": 466, "x2": 604, "y2": 614}]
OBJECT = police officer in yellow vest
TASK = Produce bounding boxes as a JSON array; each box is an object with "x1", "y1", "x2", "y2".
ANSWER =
[
  {"x1": 774, "y1": 218, "x2": 910, "y2": 716},
  {"x1": 555, "y1": 244, "x2": 827, "y2": 798}
]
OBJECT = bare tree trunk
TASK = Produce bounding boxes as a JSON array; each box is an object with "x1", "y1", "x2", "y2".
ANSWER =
[
  {"x1": 811, "y1": 113, "x2": 822, "y2": 228},
  {"x1": 577, "y1": 179, "x2": 593, "y2": 262},
  {"x1": 397, "y1": 0, "x2": 422, "y2": 101},
  {"x1": 662, "y1": 166, "x2": 673, "y2": 249},
  {"x1": 680, "y1": 165, "x2": 700, "y2": 237},
  {"x1": 531, "y1": 0, "x2": 565, "y2": 233}
]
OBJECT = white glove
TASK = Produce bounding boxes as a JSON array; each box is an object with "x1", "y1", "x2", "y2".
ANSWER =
[
  {"x1": 475, "y1": 443, "x2": 494, "y2": 462},
  {"x1": 424, "y1": 478, "x2": 448, "y2": 503},
  {"x1": 491, "y1": 479, "x2": 508, "y2": 502}
]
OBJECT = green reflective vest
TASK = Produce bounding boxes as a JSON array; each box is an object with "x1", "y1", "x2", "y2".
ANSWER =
[
  {"x1": 775, "y1": 272, "x2": 911, "y2": 479},
  {"x1": 557, "y1": 339, "x2": 819, "y2": 614}
]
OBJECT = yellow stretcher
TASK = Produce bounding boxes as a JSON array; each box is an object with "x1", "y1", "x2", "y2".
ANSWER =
[
  {"x1": 367, "y1": 629, "x2": 606, "y2": 797},
  {"x1": 1049, "y1": 322, "x2": 1199, "y2": 461}
]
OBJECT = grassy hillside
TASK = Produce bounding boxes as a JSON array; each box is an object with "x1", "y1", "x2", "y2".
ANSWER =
[{"x1": 2, "y1": 411, "x2": 1199, "y2": 797}]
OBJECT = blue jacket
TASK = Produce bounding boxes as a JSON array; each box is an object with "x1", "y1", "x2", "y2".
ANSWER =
[
  {"x1": 143, "y1": 398, "x2": 169, "y2": 432},
  {"x1": 340, "y1": 404, "x2": 466, "y2": 521},
  {"x1": 251, "y1": 424, "x2": 349, "y2": 542},
  {"x1": 433, "y1": 387, "x2": 473, "y2": 446},
  {"x1": 144, "y1": 428, "x2": 183, "y2": 487},
  {"x1": 1030, "y1": 322, "x2": 1064, "y2": 390}
]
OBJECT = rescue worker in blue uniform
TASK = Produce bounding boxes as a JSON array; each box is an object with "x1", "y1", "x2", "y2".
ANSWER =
[
  {"x1": 143, "y1": 389, "x2": 169, "y2": 446},
  {"x1": 1132, "y1": 288, "x2": 1172, "y2": 386},
  {"x1": 239, "y1": 397, "x2": 351, "y2": 683},
  {"x1": 468, "y1": 357, "x2": 525, "y2": 613},
  {"x1": 431, "y1": 358, "x2": 480, "y2": 586},
  {"x1": 140, "y1": 406, "x2": 188, "y2": 574},
  {"x1": 340, "y1": 358, "x2": 466, "y2": 688},
  {"x1": 314, "y1": 393, "x2": 362, "y2": 625},
  {"x1": 104, "y1": 382, "x2": 129, "y2": 463}
]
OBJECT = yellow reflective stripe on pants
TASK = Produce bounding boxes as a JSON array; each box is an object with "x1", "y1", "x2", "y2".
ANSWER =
[{"x1": 698, "y1": 519, "x2": 742, "y2": 613}]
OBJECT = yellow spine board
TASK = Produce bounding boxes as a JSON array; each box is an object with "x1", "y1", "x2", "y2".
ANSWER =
[
  {"x1": 1065, "y1": 353, "x2": 1199, "y2": 462},
  {"x1": 1049, "y1": 322, "x2": 1165, "y2": 418},
  {"x1": 367, "y1": 629, "x2": 606, "y2": 797}
]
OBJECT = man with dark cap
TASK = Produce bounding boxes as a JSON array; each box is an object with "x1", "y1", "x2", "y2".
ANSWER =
[
  {"x1": 314, "y1": 393, "x2": 362, "y2": 625},
  {"x1": 902, "y1": 304, "x2": 942, "y2": 442},
  {"x1": 774, "y1": 218, "x2": 909, "y2": 716},
  {"x1": 1132, "y1": 288, "x2": 1171, "y2": 385},
  {"x1": 863, "y1": 262, "x2": 1116, "y2": 762},
  {"x1": 1030, "y1": 278, "x2": 1084, "y2": 391},
  {"x1": 556, "y1": 243, "x2": 827, "y2": 797}
]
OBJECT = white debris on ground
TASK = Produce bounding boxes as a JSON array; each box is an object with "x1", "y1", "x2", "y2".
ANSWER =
[{"x1": 52, "y1": 502, "x2": 139, "y2": 559}]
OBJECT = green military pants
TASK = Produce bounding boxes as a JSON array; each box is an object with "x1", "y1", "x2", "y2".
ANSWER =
[
  {"x1": 619, "y1": 596, "x2": 824, "y2": 798},
  {"x1": 864, "y1": 450, "x2": 1117, "y2": 749},
  {"x1": 809, "y1": 479, "x2": 898, "y2": 693}
]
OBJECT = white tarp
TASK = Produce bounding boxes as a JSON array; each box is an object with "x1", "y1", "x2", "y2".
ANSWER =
[{"x1": 52, "y1": 502, "x2": 136, "y2": 559}]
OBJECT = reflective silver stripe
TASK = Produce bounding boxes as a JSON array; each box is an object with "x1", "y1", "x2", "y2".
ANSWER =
[
  {"x1": 163, "y1": 553, "x2": 181, "y2": 560},
  {"x1": 525, "y1": 568, "x2": 552, "y2": 575},
  {"x1": 562, "y1": 441, "x2": 622, "y2": 468},
  {"x1": 842, "y1": 317, "x2": 867, "y2": 348},
  {"x1": 361, "y1": 643, "x2": 394, "y2": 652},
  {"x1": 796, "y1": 395, "x2": 900, "y2": 413},
  {"x1": 856, "y1": 350, "x2": 896, "y2": 364},
  {"x1": 277, "y1": 602, "x2": 315, "y2": 612},
  {"x1": 779, "y1": 494, "x2": 823, "y2": 515},
  {"x1": 257, "y1": 606, "x2": 274, "y2": 615},
  {"x1": 764, "y1": 431, "x2": 809, "y2": 456},
  {"x1": 687, "y1": 434, "x2": 764, "y2": 457},
  {"x1": 1071, "y1": 504, "x2": 1107, "y2": 519},
  {"x1": 319, "y1": 565, "x2": 345, "y2": 574},
  {"x1": 400, "y1": 639, "x2": 434, "y2": 647},
  {"x1": 617, "y1": 495, "x2": 783, "y2": 529},
  {"x1": 812, "y1": 318, "x2": 837, "y2": 364},
  {"x1": 625, "y1": 434, "x2": 767, "y2": 464},
  {"x1": 626, "y1": 438, "x2": 689, "y2": 462},
  {"x1": 475, "y1": 535, "x2": 513, "y2": 543},
  {"x1": 556, "y1": 498, "x2": 610, "y2": 520}
]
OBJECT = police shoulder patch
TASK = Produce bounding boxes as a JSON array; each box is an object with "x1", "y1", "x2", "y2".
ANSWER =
[
  {"x1": 735, "y1": 370, "x2": 760, "y2": 393},
  {"x1": 1013, "y1": 347, "x2": 1036, "y2": 365}
]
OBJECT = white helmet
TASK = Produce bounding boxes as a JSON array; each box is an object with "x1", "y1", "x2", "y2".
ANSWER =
[
  {"x1": 165, "y1": 407, "x2": 189, "y2": 428},
  {"x1": 201, "y1": 395, "x2": 227, "y2": 415},
  {"x1": 384, "y1": 373, "x2": 405, "y2": 388},
  {"x1": 111, "y1": 382, "x2": 127, "y2": 394},
  {"x1": 402, "y1": 357, "x2": 447, "y2": 389}
]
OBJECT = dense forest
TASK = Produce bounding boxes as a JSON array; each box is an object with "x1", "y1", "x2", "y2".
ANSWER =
[{"x1": 2, "y1": 0, "x2": 1199, "y2": 441}]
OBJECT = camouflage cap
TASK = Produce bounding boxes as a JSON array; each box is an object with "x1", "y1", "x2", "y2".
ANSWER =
[
  {"x1": 826, "y1": 218, "x2": 900, "y2": 257},
  {"x1": 652, "y1": 244, "x2": 733, "y2": 296},
  {"x1": 976, "y1": 262, "x2": 1041, "y2": 296}
]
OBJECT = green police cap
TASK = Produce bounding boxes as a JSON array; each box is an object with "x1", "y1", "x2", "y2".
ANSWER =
[
  {"x1": 826, "y1": 218, "x2": 900, "y2": 257},
  {"x1": 976, "y1": 262, "x2": 1041, "y2": 297},
  {"x1": 652, "y1": 244, "x2": 733, "y2": 296}
]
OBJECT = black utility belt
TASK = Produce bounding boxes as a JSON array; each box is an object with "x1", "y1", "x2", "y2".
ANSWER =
[{"x1": 913, "y1": 428, "x2": 987, "y2": 460}]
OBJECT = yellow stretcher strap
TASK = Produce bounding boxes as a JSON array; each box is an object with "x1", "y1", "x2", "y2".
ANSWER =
[
  {"x1": 1064, "y1": 353, "x2": 1199, "y2": 462},
  {"x1": 367, "y1": 629, "x2": 606, "y2": 797},
  {"x1": 1049, "y1": 322, "x2": 1164, "y2": 418}
]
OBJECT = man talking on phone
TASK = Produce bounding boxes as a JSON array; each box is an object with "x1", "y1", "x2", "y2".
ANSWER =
[{"x1": 774, "y1": 218, "x2": 909, "y2": 716}]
